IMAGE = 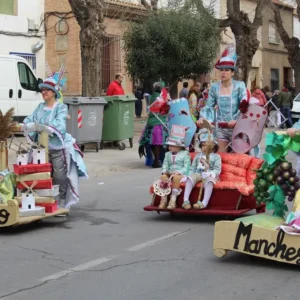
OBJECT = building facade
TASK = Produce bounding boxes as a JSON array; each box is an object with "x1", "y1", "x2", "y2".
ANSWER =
[
  {"x1": 0, "y1": 0, "x2": 45, "y2": 78},
  {"x1": 45, "y1": 0, "x2": 147, "y2": 96},
  {"x1": 260, "y1": 2, "x2": 294, "y2": 91},
  {"x1": 205, "y1": 0, "x2": 295, "y2": 92}
]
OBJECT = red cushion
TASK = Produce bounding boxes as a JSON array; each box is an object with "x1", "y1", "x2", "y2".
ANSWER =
[
  {"x1": 247, "y1": 157, "x2": 264, "y2": 185},
  {"x1": 150, "y1": 152, "x2": 263, "y2": 196}
]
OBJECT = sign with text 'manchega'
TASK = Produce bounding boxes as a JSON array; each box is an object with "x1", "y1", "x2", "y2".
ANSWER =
[{"x1": 213, "y1": 221, "x2": 300, "y2": 266}]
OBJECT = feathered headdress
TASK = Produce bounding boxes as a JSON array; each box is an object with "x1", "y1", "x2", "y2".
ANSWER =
[
  {"x1": 215, "y1": 44, "x2": 237, "y2": 70},
  {"x1": 40, "y1": 62, "x2": 67, "y2": 99}
]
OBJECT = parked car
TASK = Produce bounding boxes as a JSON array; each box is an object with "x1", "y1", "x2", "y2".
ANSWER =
[
  {"x1": 0, "y1": 54, "x2": 43, "y2": 122},
  {"x1": 291, "y1": 93, "x2": 300, "y2": 123}
]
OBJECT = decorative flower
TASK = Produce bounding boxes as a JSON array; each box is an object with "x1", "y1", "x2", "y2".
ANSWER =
[
  {"x1": 239, "y1": 99, "x2": 249, "y2": 114},
  {"x1": 159, "y1": 180, "x2": 170, "y2": 189},
  {"x1": 159, "y1": 102, "x2": 170, "y2": 115}
]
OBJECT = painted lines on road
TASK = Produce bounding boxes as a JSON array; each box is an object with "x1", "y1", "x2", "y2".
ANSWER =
[
  {"x1": 126, "y1": 230, "x2": 189, "y2": 252},
  {"x1": 40, "y1": 257, "x2": 115, "y2": 282},
  {"x1": 39, "y1": 230, "x2": 188, "y2": 283}
]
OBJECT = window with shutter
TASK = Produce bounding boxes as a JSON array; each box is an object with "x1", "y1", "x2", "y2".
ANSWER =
[{"x1": 269, "y1": 21, "x2": 280, "y2": 44}]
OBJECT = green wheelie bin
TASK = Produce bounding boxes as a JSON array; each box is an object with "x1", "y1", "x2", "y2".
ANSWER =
[{"x1": 101, "y1": 94, "x2": 136, "y2": 150}]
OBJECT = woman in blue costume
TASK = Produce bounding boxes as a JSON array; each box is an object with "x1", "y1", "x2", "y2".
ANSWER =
[
  {"x1": 197, "y1": 46, "x2": 247, "y2": 152},
  {"x1": 21, "y1": 75, "x2": 88, "y2": 211}
]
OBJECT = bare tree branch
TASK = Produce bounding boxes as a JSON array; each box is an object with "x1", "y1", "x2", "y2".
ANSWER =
[
  {"x1": 226, "y1": 0, "x2": 235, "y2": 17},
  {"x1": 140, "y1": 0, "x2": 151, "y2": 10},
  {"x1": 271, "y1": 3, "x2": 291, "y2": 46},
  {"x1": 218, "y1": 18, "x2": 232, "y2": 28},
  {"x1": 232, "y1": 0, "x2": 240, "y2": 14},
  {"x1": 252, "y1": 0, "x2": 272, "y2": 27},
  {"x1": 297, "y1": 0, "x2": 300, "y2": 21}
]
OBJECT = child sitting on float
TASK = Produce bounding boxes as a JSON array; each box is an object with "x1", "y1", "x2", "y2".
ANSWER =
[
  {"x1": 158, "y1": 135, "x2": 191, "y2": 210},
  {"x1": 182, "y1": 129, "x2": 222, "y2": 210}
]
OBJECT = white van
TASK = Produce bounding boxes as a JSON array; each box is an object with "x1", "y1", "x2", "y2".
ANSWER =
[
  {"x1": 291, "y1": 93, "x2": 300, "y2": 123},
  {"x1": 0, "y1": 54, "x2": 43, "y2": 122}
]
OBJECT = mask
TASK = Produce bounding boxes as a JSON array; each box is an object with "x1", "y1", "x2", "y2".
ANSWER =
[
  {"x1": 167, "y1": 98, "x2": 197, "y2": 147},
  {"x1": 232, "y1": 104, "x2": 268, "y2": 154}
]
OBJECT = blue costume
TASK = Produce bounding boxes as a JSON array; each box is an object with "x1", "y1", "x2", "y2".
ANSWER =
[
  {"x1": 200, "y1": 44, "x2": 248, "y2": 145},
  {"x1": 200, "y1": 80, "x2": 247, "y2": 123},
  {"x1": 23, "y1": 74, "x2": 88, "y2": 209}
]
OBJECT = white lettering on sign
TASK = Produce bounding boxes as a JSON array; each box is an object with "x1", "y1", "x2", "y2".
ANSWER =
[
  {"x1": 87, "y1": 111, "x2": 97, "y2": 127},
  {"x1": 124, "y1": 110, "x2": 129, "y2": 125}
]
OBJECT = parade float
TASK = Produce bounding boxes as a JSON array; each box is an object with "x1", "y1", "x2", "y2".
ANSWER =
[
  {"x1": 213, "y1": 131, "x2": 300, "y2": 266},
  {"x1": 0, "y1": 108, "x2": 69, "y2": 228},
  {"x1": 144, "y1": 93, "x2": 267, "y2": 217}
]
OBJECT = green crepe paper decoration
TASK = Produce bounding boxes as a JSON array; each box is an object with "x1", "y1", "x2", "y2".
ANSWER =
[{"x1": 254, "y1": 132, "x2": 300, "y2": 217}]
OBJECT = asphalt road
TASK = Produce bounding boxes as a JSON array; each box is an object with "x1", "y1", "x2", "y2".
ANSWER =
[{"x1": 1, "y1": 125, "x2": 299, "y2": 300}]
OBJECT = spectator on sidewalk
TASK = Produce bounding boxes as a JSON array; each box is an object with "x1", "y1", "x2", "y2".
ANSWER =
[
  {"x1": 268, "y1": 90, "x2": 280, "y2": 127},
  {"x1": 179, "y1": 82, "x2": 189, "y2": 98},
  {"x1": 134, "y1": 88, "x2": 143, "y2": 118},
  {"x1": 279, "y1": 83, "x2": 294, "y2": 129},
  {"x1": 106, "y1": 73, "x2": 125, "y2": 96}
]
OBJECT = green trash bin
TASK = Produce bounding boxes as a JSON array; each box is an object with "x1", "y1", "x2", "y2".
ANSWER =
[{"x1": 102, "y1": 94, "x2": 136, "y2": 150}]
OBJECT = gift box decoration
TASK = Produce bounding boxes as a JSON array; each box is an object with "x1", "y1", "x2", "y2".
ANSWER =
[
  {"x1": 13, "y1": 163, "x2": 52, "y2": 175},
  {"x1": 16, "y1": 172, "x2": 51, "y2": 182},
  {"x1": 17, "y1": 179, "x2": 53, "y2": 190},
  {"x1": 17, "y1": 185, "x2": 59, "y2": 197}
]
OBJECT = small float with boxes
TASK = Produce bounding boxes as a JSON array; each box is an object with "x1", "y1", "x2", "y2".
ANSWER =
[{"x1": 0, "y1": 109, "x2": 69, "y2": 228}]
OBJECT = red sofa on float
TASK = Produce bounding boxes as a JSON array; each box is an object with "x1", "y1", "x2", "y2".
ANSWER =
[{"x1": 144, "y1": 152, "x2": 266, "y2": 217}]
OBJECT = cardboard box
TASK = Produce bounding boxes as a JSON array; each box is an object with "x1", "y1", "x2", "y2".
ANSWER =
[
  {"x1": 16, "y1": 172, "x2": 51, "y2": 182},
  {"x1": 13, "y1": 163, "x2": 52, "y2": 175}
]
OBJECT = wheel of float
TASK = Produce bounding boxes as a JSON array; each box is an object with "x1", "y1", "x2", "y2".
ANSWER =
[
  {"x1": 80, "y1": 144, "x2": 85, "y2": 152},
  {"x1": 100, "y1": 141, "x2": 104, "y2": 150},
  {"x1": 96, "y1": 143, "x2": 99, "y2": 152},
  {"x1": 113, "y1": 141, "x2": 119, "y2": 148},
  {"x1": 213, "y1": 248, "x2": 228, "y2": 258},
  {"x1": 117, "y1": 142, "x2": 126, "y2": 150}
]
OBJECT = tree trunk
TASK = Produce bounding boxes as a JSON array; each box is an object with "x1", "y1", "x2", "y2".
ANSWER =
[
  {"x1": 230, "y1": 12, "x2": 260, "y2": 83},
  {"x1": 168, "y1": 77, "x2": 178, "y2": 99},
  {"x1": 68, "y1": 0, "x2": 105, "y2": 97},
  {"x1": 272, "y1": 4, "x2": 300, "y2": 95},
  {"x1": 80, "y1": 31, "x2": 102, "y2": 97}
]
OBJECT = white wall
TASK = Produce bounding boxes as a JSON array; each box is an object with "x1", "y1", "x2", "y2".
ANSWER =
[
  {"x1": 0, "y1": 0, "x2": 45, "y2": 78},
  {"x1": 18, "y1": 0, "x2": 44, "y2": 23}
]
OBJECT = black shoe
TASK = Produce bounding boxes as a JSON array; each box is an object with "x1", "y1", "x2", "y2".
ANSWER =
[{"x1": 152, "y1": 162, "x2": 162, "y2": 168}]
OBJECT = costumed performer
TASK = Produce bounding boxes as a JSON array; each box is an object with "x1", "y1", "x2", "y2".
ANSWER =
[
  {"x1": 139, "y1": 82, "x2": 168, "y2": 168},
  {"x1": 182, "y1": 129, "x2": 221, "y2": 210},
  {"x1": 21, "y1": 74, "x2": 88, "y2": 211},
  {"x1": 197, "y1": 45, "x2": 247, "y2": 152},
  {"x1": 158, "y1": 135, "x2": 190, "y2": 210},
  {"x1": 279, "y1": 190, "x2": 300, "y2": 235}
]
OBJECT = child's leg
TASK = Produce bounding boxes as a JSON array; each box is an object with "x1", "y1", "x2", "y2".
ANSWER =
[
  {"x1": 167, "y1": 174, "x2": 183, "y2": 209},
  {"x1": 183, "y1": 174, "x2": 201, "y2": 210},
  {"x1": 158, "y1": 174, "x2": 170, "y2": 209},
  {"x1": 160, "y1": 174, "x2": 169, "y2": 181},
  {"x1": 202, "y1": 182, "x2": 214, "y2": 208}
]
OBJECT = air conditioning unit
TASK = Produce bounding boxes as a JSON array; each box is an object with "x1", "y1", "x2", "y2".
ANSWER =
[{"x1": 28, "y1": 19, "x2": 35, "y2": 31}]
